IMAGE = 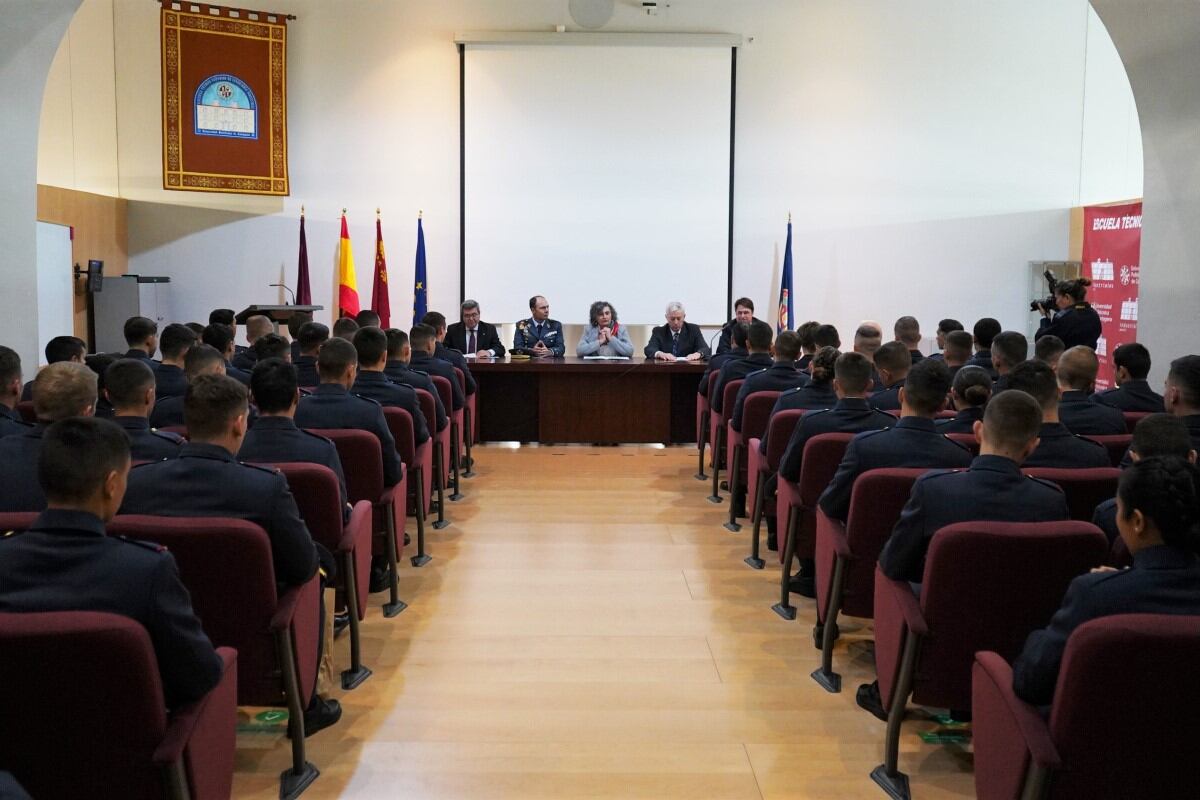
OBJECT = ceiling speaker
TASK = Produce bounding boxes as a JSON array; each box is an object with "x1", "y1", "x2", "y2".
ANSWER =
[{"x1": 569, "y1": 0, "x2": 615, "y2": 29}]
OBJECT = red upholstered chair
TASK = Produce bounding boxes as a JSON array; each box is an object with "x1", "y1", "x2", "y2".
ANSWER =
[
  {"x1": 773, "y1": 432, "x2": 854, "y2": 620},
  {"x1": 724, "y1": 390, "x2": 780, "y2": 532},
  {"x1": 430, "y1": 375, "x2": 463, "y2": 502},
  {"x1": 318, "y1": 429, "x2": 409, "y2": 615},
  {"x1": 746, "y1": 409, "x2": 805, "y2": 569},
  {"x1": 811, "y1": 468, "x2": 926, "y2": 693},
  {"x1": 1123, "y1": 410, "x2": 1152, "y2": 434},
  {"x1": 935, "y1": 409, "x2": 957, "y2": 420},
  {"x1": 158, "y1": 424, "x2": 188, "y2": 438},
  {"x1": 1082, "y1": 433, "x2": 1133, "y2": 467},
  {"x1": 15, "y1": 400, "x2": 34, "y2": 423},
  {"x1": 414, "y1": 388, "x2": 449, "y2": 529},
  {"x1": 1023, "y1": 467, "x2": 1121, "y2": 522},
  {"x1": 383, "y1": 406, "x2": 432, "y2": 565},
  {"x1": 453, "y1": 366, "x2": 476, "y2": 478},
  {"x1": 0, "y1": 512, "x2": 38, "y2": 532},
  {"x1": 708, "y1": 379, "x2": 744, "y2": 503},
  {"x1": 106, "y1": 516, "x2": 323, "y2": 798},
  {"x1": 0, "y1": 611, "x2": 237, "y2": 800},
  {"x1": 944, "y1": 432, "x2": 980, "y2": 456},
  {"x1": 696, "y1": 372, "x2": 721, "y2": 480},
  {"x1": 870, "y1": 520, "x2": 1107, "y2": 800},
  {"x1": 973, "y1": 614, "x2": 1200, "y2": 800},
  {"x1": 270, "y1": 462, "x2": 374, "y2": 688}
]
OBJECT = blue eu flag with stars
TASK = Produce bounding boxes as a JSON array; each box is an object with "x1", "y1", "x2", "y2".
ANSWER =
[{"x1": 412, "y1": 215, "x2": 427, "y2": 326}]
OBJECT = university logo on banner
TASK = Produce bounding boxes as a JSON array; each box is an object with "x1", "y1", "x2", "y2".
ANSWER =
[{"x1": 1081, "y1": 201, "x2": 1142, "y2": 390}]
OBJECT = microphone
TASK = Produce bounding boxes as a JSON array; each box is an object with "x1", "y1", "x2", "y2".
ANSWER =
[
  {"x1": 270, "y1": 283, "x2": 296, "y2": 304},
  {"x1": 707, "y1": 328, "x2": 722, "y2": 358}
]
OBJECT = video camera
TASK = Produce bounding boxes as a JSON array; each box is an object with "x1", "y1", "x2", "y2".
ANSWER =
[{"x1": 1029, "y1": 270, "x2": 1059, "y2": 312}]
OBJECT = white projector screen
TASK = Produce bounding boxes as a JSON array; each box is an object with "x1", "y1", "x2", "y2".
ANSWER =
[{"x1": 463, "y1": 44, "x2": 733, "y2": 326}]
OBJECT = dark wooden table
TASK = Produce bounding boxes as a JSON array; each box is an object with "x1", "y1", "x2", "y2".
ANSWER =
[{"x1": 469, "y1": 357, "x2": 707, "y2": 444}]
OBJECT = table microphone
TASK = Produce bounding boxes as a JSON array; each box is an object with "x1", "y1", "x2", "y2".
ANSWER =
[{"x1": 269, "y1": 283, "x2": 296, "y2": 304}]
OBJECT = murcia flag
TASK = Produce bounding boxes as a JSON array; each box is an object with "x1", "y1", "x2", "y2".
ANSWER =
[{"x1": 372, "y1": 211, "x2": 391, "y2": 328}]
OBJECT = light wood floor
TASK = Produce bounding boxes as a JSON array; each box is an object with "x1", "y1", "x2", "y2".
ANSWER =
[{"x1": 231, "y1": 446, "x2": 974, "y2": 799}]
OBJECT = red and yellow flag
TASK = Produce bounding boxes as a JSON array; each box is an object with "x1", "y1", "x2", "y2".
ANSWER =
[
  {"x1": 338, "y1": 212, "x2": 360, "y2": 318},
  {"x1": 372, "y1": 211, "x2": 391, "y2": 328}
]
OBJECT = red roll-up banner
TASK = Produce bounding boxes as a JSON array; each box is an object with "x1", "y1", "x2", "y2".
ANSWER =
[{"x1": 1081, "y1": 201, "x2": 1142, "y2": 390}]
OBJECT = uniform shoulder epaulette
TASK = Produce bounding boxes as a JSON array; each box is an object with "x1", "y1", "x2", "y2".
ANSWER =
[
  {"x1": 943, "y1": 435, "x2": 973, "y2": 452},
  {"x1": 1, "y1": 528, "x2": 25, "y2": 539},
  {"x1": 745, "y1": 367, "x2": 769, "y2": 379},
  {"x1": 1026, "y1": 474, "x2": 1066, "y2": 493},
  {"x1": 1075, "y1": 434, "x2": 1107, "y2": 449},
  {"x1": 780, "y1": 386, "x2": 803, "y2": 397},
  {"x1": 919, "y1": 467, "x2": 968, "y2": 483},
  {"x1": 301, "y1": 428, "x2": 336, "y2": 446},
  {"x1": 856, "y1": 426, "x2": 893, "y2": 441},
  {"x1": 150, "y1": 428, "x2": 185, "y2": 444},
  {"x1": 239, "y1": 461, "x2": 281, "y2": 475},
  {"x1": 129, "y1": 460, "x2": 160, "y2": 470},
  {"x1": 352, "y1": 393, "x2": 383, "y2": 407},
  {"x1": 115, "y1": 535, "x2": 167, "y2": 553},
  {"x1": 802, "y1": 407, "x2": 833, "y2": 420}
]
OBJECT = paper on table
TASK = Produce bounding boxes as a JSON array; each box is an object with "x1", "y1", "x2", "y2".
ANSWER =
[{"x1": 583, "y1": 355, "x2": 630, "y2": 361}]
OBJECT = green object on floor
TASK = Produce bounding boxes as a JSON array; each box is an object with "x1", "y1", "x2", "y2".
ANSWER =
[{"x1": 919, "y1": 726, "x2": 972, "y2": 744}]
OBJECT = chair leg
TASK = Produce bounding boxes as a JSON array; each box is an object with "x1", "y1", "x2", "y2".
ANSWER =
[
  {"x1": 696, "y1": 411, "x2": 709, "y2": 480},
  {"x1": 449, "y1": 423, "x2": 464, "y2": 501},
  {"x1": 381, "y1": 504, "x2": 407, "y2": 618},
  {"x1": 870, "y1": 630, "x2": 920, "y2": 800},
  {"x1": 340, "y1": 551, "x2": 373, "y2": 688},
  {"x1": 724, "y1": 442, "x2": 743, "y2": 531},
  {"x1": 811, "y1": 555, "x2": 847, "y2": 693},
  {"x1": 432, "y1": 442, "x2": 449, "y2": 529},
  {"x1": 744, "y1": 472, "x2": 766, "y2": 569},
  {"x1": 772, "y1": 507, "x2": 799, "y2": 620},
  {"x1": 411, "y1": 467, "x2": 431, "y2": 566},
  {"x1": 462, "y1": 406, "x2": 476, "y2": 478},
  {"x1": 275, "y1": 628, "x2": 319, "y2": 800},
  {"x1": 707, "y1": 425, "x2": 725, "y2": 503},
  {"x1": 164, "y1": 760, "x2": 191, "y2": 800}
]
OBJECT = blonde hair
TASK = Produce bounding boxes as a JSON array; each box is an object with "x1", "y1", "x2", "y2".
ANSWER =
[{"x1": 32, "y1": 362, "x2": 97, "y2": 422}]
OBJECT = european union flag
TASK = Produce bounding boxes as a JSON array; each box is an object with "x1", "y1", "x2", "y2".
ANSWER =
[
  {"x1": 777, "y1": 217, "x2": 794, "y2": 333},
  {"x1": 412, "y1": 215, "x2": 427, "y2": 326}
]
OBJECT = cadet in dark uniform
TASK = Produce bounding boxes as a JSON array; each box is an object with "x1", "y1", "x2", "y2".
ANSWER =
[
  {"x1": 964, "y1": 317, "x2": 1001, "y2": 379},
  {"x1": 940, "y1": 329, "x2": 974, "y2": 378},
  {"x1": 1013, "y1": 456, "x2": 1200, "y2": 706},
  {"x1": 19, "y1": 335, "x2": 87, "y2": 402},
  {"x1": 351, "y1": 327, "x2": 430, "y2": 444},
  {"x1": 85, "y1": 353, "x2": 117, "y2": 419},
  {"x1": 928, "y1": 318, "x2": 964, "y2": 362},
  {"x1": 154, "y1": 323, "x2": 195, "y2": 400},
  {"x1": 0, "y1": 362, "x2": 97, "y2": 512},
  {"x1": 0, "y1": 417, "x2": 222, "y2": 709},
  {"x1": 867, "y1": 342, "x2": 911, "y2": 411},
  {"x1": 1164, "y1": 356, "x2": 1200, "y2": 452},
  {"x1": 122, "y1": 316, "x2": 160, "y2": 371},
  {"x1": 422, "y1": 311, "x2": 477, "y2": 396},
  {"x1": 295, "y1": 337, "x2": 403, "y2": 488},
  {"x1": 768, "y1": 346, "x2": 840, "y2": 417},
  {"x1": 893, "y1": 316, "x2": 925, "y2": 364},
  {"x1": 1056, "y1": 346, "x2": 1126, "y2": 434},
  {"x1": 209, "y1": 308, "x2": 249, "y2": 365},
  {"x1": 384, "y1": 329, "x2": 448, "y2": 433},
  {"x1": 1006, "y1": 359, "x2": 1111, "y2": 468},
  {"x1": 1033, "y1": 334, "x2": 1066, "y2": 372},
  {"x1": 819, "y1": 358, "x2": 972, "y2": 523},
  {"x1": 794, "y1": 320, "x2": 821, "y2": 372},
  {"x1": 0, "y1": 345, "x2": 32, "y2": 439},
  {"x1": 104, "y1": 359, "x2": 183, "y2": 462},
  {"x1": 936, "y1": 365, "x2": 991, "y2": 434},
  {"x1": 251, "y1": 332, "x2": 292, "y2": 364},
  {"x1": 711, "y1": 321, "x2": 775, "y2": 416},
  {"x1": 714, "y1": 297, "x2": 762, "y2": 356},
  {"x1": 513, "y1": 295, "x2": 566, "y2": 357},
  {"x1": 202, "y1": 323, "x2": 250, "y2": 386},
  {"x1": 1034, "y1": 277, "x2": 1102, "y2": 351},
  {"x1": 989, "y1": 330, "x2": 1028, "y2": 394},
  {"x1": 699, "y1": 322, "x2": 749, "y2": 398},
  {"x1": 1091, "y1": 342, "x2": 1165, "y2": 413},
  {"x1": 731, "y1": 331, "x2": 809, "y2": 432},
  {"x1": 150, "y1": 344, "x2": 228, "y2": 430},
  {"x1": 294, "y1": 321, "x2": 329, "y2": 388},
  {"x1": 409, "y1": 324, "x2": 465, "y2": 412}
]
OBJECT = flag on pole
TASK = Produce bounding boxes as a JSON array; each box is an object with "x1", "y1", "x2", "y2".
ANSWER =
[
  {"x1": 372, "y1": 210, "x2": 391, "y2": 328},
  {"x1": 337, "y1": 210, "x2": 360, "y2": 318},
  {"x1": 296, "y1": 207, "x2": 311, "y2": 305},
  {"x1": 777, "y1": 215, "x2": 794, "y2": 333},
  {"x1": 412, "y1": 213, "x2": 427, "y2": 326}
]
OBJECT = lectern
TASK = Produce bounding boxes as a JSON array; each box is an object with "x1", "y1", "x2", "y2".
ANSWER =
[{"x1": 235, "y1": 305, "x2": 324, "y2": 327}]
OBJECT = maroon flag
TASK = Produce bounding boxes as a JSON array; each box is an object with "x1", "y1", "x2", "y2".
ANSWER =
[
  {"x1": 372, "y1": 211, "x2": 391, "y2": 328},
  {"x1": 296, "y1": 208, "x2": 312, "y2": 305}
]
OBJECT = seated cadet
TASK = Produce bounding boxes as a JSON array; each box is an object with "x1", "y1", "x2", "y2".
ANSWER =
[
  {"x1": 355, "y1": 309, "x2": 381, "y2": 328},
  {"x1": 731, "y1": 331, "x2": 809, "y2": 433},
  {"x1": 447, "y1": 300, "x2": 507, "y2": 359},
  {"x1": 295, "y1": 322, "x2": 329, "y2": 388},
  {"x1": 927, "y1": 318, "x2": 964, "y2": 361},
  {"x1": 867, "y1": 342, "x2": 912, "y2": 411},
  {"x1": 1013, "y1": 456, "x2": 1200, "y2": 707},
  {"x1": 295, "y1": 337, "x2": 403, "y2": 488},
  {"x1": 383, "y1": 328, "x2": 448, "y2": 433},
  {"x1": 698, "y1": 322, "x2": 749, "y2": 398},
  {"x1": 852, "y1": 323, "x2": 884, "y2": 389},
  {"x1": 1056, "y1": 346, "x2": 1126, "y2": 435},
  {"x1": 715, "y1": 297, "x2": 762, "y2": 356},
  {"x1": 20, "y1": 335, "x2": 86, "y2": 401},
  {"x1": 153, "y1": 324, "x2": 195, "y2": 400},
  {"x1": 795, "y1": 320, "x2": 820, "y2": 371},
  {"x1": 514, "y1": 295, "x2": 566, "y2": 357},
  {"x1": 252, "y1": 332, "x2": 292, "y2": 363},
  {"x1": 769, "y1": 345, "x2": 840, "y2": 416},
  {"x1": 711, "y1": 321, "x2": 775, "y2": 416},
  {"x1": 893, "y1": 316, "x2": 925, "y2": 363},
  {"x1": 1091, "y1": 342, "x2": 1165, "y2": 413},
  {"x1": 1006, "y1": 359, "x2": 1111, "y2": 468},
  {"x1": 202, "y1": 323, "x2": 250, "y2": 386},
  {"x1": 232, "y1": 314, "x2": 273, "y2": 372},
  {"x1": 85, "y1": 353, "x2": 117, "y2": 419},
  {"x1": 150, "y1": 344, "x2": 226, "y2": 429},
  {"x1": 965, "y1": 317, "x2": 1001, "y2": 379},
  {"x1": 0, "y1": 417, "x2": 222, "y2": 710},
  {"x1": 0, "y1": 346, "x2": 33, "y2": 438},
  {"x1": 576, "y1": 301, "x2": 635, "y2": 358},
  {"x1": 0, "y1": 362, "x2": 96, "y2": 512},
  {"x1": 1093, "y1": 414, "x2": 1196, "y2": 544},
  {"x1": 208, "y1": 308, "x2": 244, "y2": 362},
  {"x1": 409, "y1": 324, "x2": 465, "y2": 412},
  {"x1": 936, "y1": 365, "x2": 992, "y2": 434},
  {"x1": 813, "y1": 323, "x2": 841, "y2": 350},
  {"x1": 351, "y1": 327, "x2": 430, "y2": 444},
  {"x1": 819, "y1": 357, "x2": 972, "y2": 523},
  {"x1": 286, "y1": 312, "x2": 312, "y2": 362},
  {"x1": 104, "y1": 359, "x2": 184, "y2": 462},
  {"x1": 422, "y1": 311, "x2": 477, "y2": 395},
  {"x1": 941, "y1": 329, "x2": 974, "y2": 376},
  {"x1": 331, "y1": 316, "x2": 360, "y2": 341},
  {"x1": 122, "y1": 316, "x2": 160, "y2": 370},
  {"x1": 645, "y1": 301, "x2": 710, "y2": 361},
  {"x1": 1033, "y1": 334, "x2": 1066, "y2": 373},
  {"x1": 990, "y1": 330, "x2": 1028, "y2": 393},
  {"x1": 1164, "y1": 355, "x2": 1200, "y2": 449}
]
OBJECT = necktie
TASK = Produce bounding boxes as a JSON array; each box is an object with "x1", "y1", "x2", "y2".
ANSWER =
[
  {"x1": 468, "y1": 329, "x2": 477, "y2": 354},
  {"x1": 536, "y1": 322, "x2": 542, "y2": 339},
  {"x1": 671, "y1": 331, "x2": 680, "y2": 356}
]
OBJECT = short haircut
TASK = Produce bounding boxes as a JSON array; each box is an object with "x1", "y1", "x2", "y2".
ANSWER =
[
  {"x1": 250, "y1": 358, "x2": 298, "y2": 414},
  {"x1": 796, "y1": 321, "x2": 821, "y2": 351},
  {"x1": 1168, "y1": 356, "x2": 1200, "y2": 408},
  {"x1": 158, "y1": 324, "x2": 196, "y2": 360},
  {"x1": 665, "y1": 301, "x2": 684, "y2": 316},
  {"x1": 185, "y1": 322, "x2": 206, "y2": 337},
  {"x1": 286, "y1": 312, "x2": 312, "y2": 339},
  {"x1": 39, "y1": 417, "x2": 130, "y2": 503},
  {"x1": 123, "y1": 316, "x2": 157, "y2": 347},
  {"x1": 1056, "y1": 346, "x2": 1100, "y2": 391},
  {"x1": 854, "y1": 324, "x2": 882, "y2": 357},
  {"x1": 331, "y1": 317, "x2": 360, "y2": 340},
  {"x1": 32, "y1": 362, "x2": 97, "y2": 422},
  {"x1": 410, "y1": 324, "x2": 436, "y2": 352},
  {"x1": 208, "y1": 308, "x2": 235, "y2": 326},
  {"x1": 353, "y1": 326, "x2": 389, "y2": 366},
  {"x1": 245, "y1": 315, "x2": 273, "y2": 342},
  {"x1": 1117, "y1": 456, "x2": 1200, "y2": 554},
  {"x1": 991, "y1": 331, "x2": 1029, "y2": 369},
  {"x1": 944, "y1": 330, "x2": 974, "y2": 361},
  {"x1": 103, "y1": 359, "x2": 156, "y2": 408},
  {"x1": 1131, "y1": 414, "x2": 1195, "y2": 459},
  {"x1": 529, "y1": 295, "x2": 545, "y2": 310},
  {"x1": 184, "y1": 344, "x2": 226, "y2": 379},
  {"x1": 462, "y1": 299, "x2": 480, "y2": 313},
  {"x1": 317, "y1": 337, "x2": 358, "y2": 380},
  {"x1": 184, "y1": 373, "x2": 248, "y2": 440},
  {"x1": 937, "y1": 319, "x2": 964, "y2": 335},
  {"x1": 809, "y1": 347, "x2": 840, "y2": 385},
  {"x1": 734, "y1": 297, "x2": 754, "y2": 312},
  {"x1": 298, "y1": 321, "x2": 330, "y2": 353},
  {"x1": 775, "y1": 331, "x2": 802, "y2": 361},
  {"x1": 874, "y1": 341, "x2": 912, "y2": 375},
  {"x1": 201, "y1": 323, "x2": 234, "y2": 354},
  {"x1": 982, "y1": 389, "x2": 1043, "y2": 452},
  {"x1": 0, "y1": 346, "x2": 21, "y2": 386},
  {"x1": 894, "y1": 316, "x2": 921, "y2": 345},
  {"x1": 252, "y1": 333, "x2": 291, "y2": 361},
  {"x1": 1113, "y1": 342, "x2": 1152, "y2": 380},
  {"x1": 1034, "y1": 335, "x2": 1065, "y2": 364},
  {"x1": 730, "y1": 322, "x2": 751, "y2": 349},
  {"x1": 813, "y1": 324, "x2": 841, "y2": 349},
  {"x1": 1005, "y1": 359, "x2": 1058, "y2": 411},
  {"x1": 747, "y1": 320, "x2": 773, "y2": 351},
  {"x1": 855, "y1": 323, "x2": 882, "y2": 340},
  {"x1": 973, "y1": 317, "x2": 1002, "y2": 350},
  {"x1": 355, "y1": 309, "x2": 381, "y2": 328},
  {"x1": 84, "y1": 354, "x2": 117, "y2": 389},
  {"x1": 385, "y1": 328, "x2": 408, "y2": 359},
  {"x1": 953, "y1": 365, "x2": 993, "y2": 408},
  {"x1": 45, "y1": 336, "x2": 86, "y2": 364},
  {"x1": 902, "y1": 358, "x2": 951, "y2": 415},
  {"x1": 421, "y1": 311, "x2": 447, "y2": 333},
  {"x1": 834, "y1": 352, "x2": 873, "y2": 394}
]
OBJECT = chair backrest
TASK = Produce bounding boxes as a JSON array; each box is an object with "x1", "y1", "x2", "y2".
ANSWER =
[
  {"x1": 0, "y1": 611, "x2": 168, "y2": 799},
  {"x1": 935, "y1": 409, "x2": 957, "y2": 420},
  {"x1": 799, "y1": 432, "x2": 855, "y2": 507},
  {"x1": 706, "y1": 370, "x2": 720, "y2": 401},
  {"x1": 271, "y1": 462, "x2": 343, "y2": 553},
  {"x1": 1024, "y1": 467, "x2": 1121, "y2": 522},
  {"x1": 382, "y1": 406, "x2": 417, "y2": 466},
  {"x1": 762, "y1": 409, "x2": 806, "y2": 473},
  {"x1": 945, "y1": 432, "x2": 980, "y2": 456},
  {"x1": 1123, "y1": 411, "x2": 1152, "y2": 434},
  {"x1": 914, "y1": 520, "x2": 1107, "y2": 709},
  {"x1": 452, "y1": 365, "x2": 467, "y2": 396},
  {"x1": 430, "y1": 375, "x2": 454, "y2": 419},
  {"x1": 0, "y1": 512, "x2": 38, "y2": 533},
  {"x1": 839, "y1": 468, "x2": 926, "y2": 617},
  {"x1": 15, "y1": 400, "x2": 35, "y2": 423},
  {"x1": 1047, "y1": 613, "x2": 1200, "y2": 799},
  {"x1": 161, "y1": 424, "x2": 189, "y2": 439},
  {"x1": 1082, "y1": 434, "x2": 1133, "y2": 468},
  {"x1": 740, "y1": 391, "x2": 781, "y2": 442},
  {"x1": 414, "y1": 388, "x2": 437, "y2": 433},
  {"x1": 718, "y1": 379, "x2": 744, "y2": 424},
  {"x1": 316, "y1": 428, "x2": 384, "y2": 504}
]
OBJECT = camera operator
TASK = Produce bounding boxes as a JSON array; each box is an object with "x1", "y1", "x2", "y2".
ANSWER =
[{"x1": 1034, "y1": 277, "x2": 1102, "y2": 350}]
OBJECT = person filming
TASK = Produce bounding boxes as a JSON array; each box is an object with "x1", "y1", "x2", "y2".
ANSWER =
[{"x1": 1034, "y1": 277, "x2": 1102, "y2": 350}]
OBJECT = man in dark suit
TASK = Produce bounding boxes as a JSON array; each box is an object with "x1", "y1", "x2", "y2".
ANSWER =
[
  {"x1": 20, "y1": 335, "x2": 87, "y2": 401},
  {"x1": 105, "y1": 359, "x2": 183, "y2": 462},
  {"x1": 153, "y1": 324, "x2": 194, "y2": 400},
  {"x1": 422, "y1": 311, "x2": 476, "y2": 396},
  {"x1": 122, "y1": 316, "x2": 159, "y2": 370},
  {"x1": 645, "y1": 301, "x2": 710, "y2": 361},
  {"x1": 351, "y1": 327, "x2": 430, "y2": 445},
  {"x1": 0, "y1": 417, "x2": 222, "y2": 710},
  {"x1": 867, "y1": 342, "x2": 911, "y2": 411},
  {"x1": 964, "y1": 317, "x2": 1001, "y2": 379},
  {"x1": 893, "y1": 316, "x2": 925, "y2": 363},
  {"x1": 1006, "y1": 359, "x2": 1111, "y2": 468},
  {"x1": 1091, "y1": 342, "x2": 1165, "y2": 413},
  {"x1": 1056, "y1": 346, "x2": 1126, "y2": 434},
  {"x1": 715, "y1": 297, "x2": 763, "y2": 356},
  {"x1": 0, "y1": 346, "x2": 32, "y2": 439},
  {"x1": 446, "y1": 300, "x2": 506, "y2": 360},
  {"x1": 294, "y1": 322, "x2": 329, "y2": 388},
  {"x1": 409, "y1": 324, "x2": 464, "y2": 412},
  {"x1": 150, "y1": 344, "x2": 227, "y2": 430},
  {"x1": 202, "y1": 323, "x2": 250, "y2": 386},
  {"x1": 513, "y1": 295, "x2": 565, "y2": 357},
  {"x1": 384, "y1": 329, "x2": 447, "y2": 433},
  {"x1": 711, "y1": 321, "x2": 774, "y2": 416},
  {"x1": 990, "y1": 330, "x2": 1028, "y2": 393},
  {"x1": 699, "y1": 323, "x2": 748, "y2": 398}
]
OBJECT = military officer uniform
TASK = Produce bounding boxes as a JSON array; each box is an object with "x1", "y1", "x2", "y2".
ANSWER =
[
  {"x1": 770, "y1": 382, "x2": 840, "y2": 419},
  {"x1": 150, "y1": 395, "x2": 258, "y2": 431},
  {"x1": 224, "y1": 361, "x2": 251, "y2": 387},
  {"x1": 231, "y1": 347, "x2": 257, "y2": 373},
  {"x1": 409, "y1": 351, "x2": 465, "y2": 411},
  {"x1": 868, "y1": 381, "x2": 904, "y2": 411},
  {"x1": 434, "y1": 342, "x2": 476, "y2": 395},
  {"x1": 698, "y1": 346, "x2": 746, "y2": 398},
  {"x1": 1023, "y1": 422, "x2": 1111, "y2": 469},
  {"x1": 992, "y1": 374, "x2": 1013, "y2": 394},
  {"x1": 0, "y1": 508, "x2": 224, "y2": 709},
  {"x1": 731, "y1": 363, "x2": 810, "y2": 432},
  {"x1": 0, "y1": 426, "x2": 46, "y2": 511},
  {"x1": 778, "y1": 399, "x2": 895, "y2": 483},
  {"x1": 1091, "y1": 379, "x2": 1165, "y2": 413},
  {"x1": 819, "y1": 417, "x2": 973, "y2": 521},
  {"x1": 239, "y1": 416, "x2": 350, "y2": 511},
  {"x1": 351, "y1": 371, "x2": 431, "y2": 444},
  {"x1": 711, "y1": 352, "x2": 773, "y2": 415},
  {"x1": 908, "y1": 349, "x2": 925, "y2": 364},
  {"x1": 112, "y1": 416, "x2": 184, "y2": 462},
  {"x1": 1058, "y1": 390, "x2": 1126, "y2": 435},
  {"x1": 154, "y1": 364, "x2": 187, "y2": 399},
  {"x1": 513, "y1": 317, "x2": 566, "y2": 356},
  {"x1": 385, "y1": 360, "x2": 448, "y2": 432},
  {"x1": 295, "y1": 384, "x2": 403, "y2": 487},
  {"x1": 0, "y1": 404, "x2": 32, "y2": 439},
  {"x1": 935, "y1": 406, "x2": 984, "y2": 435},
  {"x1": 1091, "y1": 497, "x2": 1119, "y2": 545},
  {"x1": 963, "y1": 351, "x2": 999, "y2": 379},
  {"x1": 294, "y1": 355, "x2": 320, "y2": 388},
  {"x1": 123, "y1": 349, "x2": 159, "y2": 370}
]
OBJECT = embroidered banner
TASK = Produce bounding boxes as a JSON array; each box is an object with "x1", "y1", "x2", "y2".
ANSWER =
[
  {"x1": 161, "y1": 2, "x2": 290, "y2": 195},
  {"x1": 1081, "y1": 200, "x2": 1142, "y2": 390}
]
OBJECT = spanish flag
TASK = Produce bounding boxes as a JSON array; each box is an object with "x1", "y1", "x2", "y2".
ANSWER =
[{"x1": 338, "y1": 211, "x2": 360, "y2": 318}]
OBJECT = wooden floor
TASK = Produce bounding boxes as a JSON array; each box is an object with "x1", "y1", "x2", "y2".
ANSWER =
[{"x1": 231, "y1": 446, "x2": 974, "y2": 799}]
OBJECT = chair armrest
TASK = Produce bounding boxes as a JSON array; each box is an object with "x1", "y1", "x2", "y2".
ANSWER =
[
  {"x1": 727, "y1": 421, "x2": 743, "y2": 449},
  {"x1": 269, "y1": 575, "x2": 319, "y2": 633},
  {"x1": 875, "y1": 569, "x2": 929, "y2": 637},
  {"x1": 154, "y1": 647, "x2": 237, "y2": 765},
  {"x1": 973, "y1": 652, "x2": 1061, "y2": 800},
  {"x1": 748, "y1": 438, "x2": 764, "y2": 468},
  {"x1": 817, "y1": 508, "x2": 851, "y2": 559},
  {"x1": 340, "y1": 500, "x2": 373, "y2": 553}
]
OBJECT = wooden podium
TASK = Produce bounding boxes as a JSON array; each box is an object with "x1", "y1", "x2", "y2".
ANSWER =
[{"x1": 235, "y1": 305, "x2": 323, "y2": 327}]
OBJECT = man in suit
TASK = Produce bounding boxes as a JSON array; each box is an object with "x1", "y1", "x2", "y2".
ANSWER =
[
  {"x1": 123, "y1": 316, "x2": 159, "y2": 369},
  {"x1": 1005, "y1": 359, "x2": 1111, "y2": 468},
  {"x1": 893, "y1": 316, "x2": 925, "y2": 363},
  {"x1": 150, "y1": 344, "x2": 227, "y2": 430},
  {"x1": 0, "y1": 417, "x2": 222, "y2": 710},
  {"x1": 153, "y1": 324, "x2": 195, "y2": 400},
  {"x1": 295, "y1": 322, "x2": 329, "y2": 388},
  {"x1": 202, "y1": 323, "x2": 250, "y2": 386},
  {"x1": 231, "y1": 314, "x2": 274, "y2": 372},
  {"x1": 990, "y1": 331, "x2": 1028, "y2": 393},
  {"x1": 711, "y1": 321, "x2": 774, "y2": 416},
  {"x1": 731, "y1": 331, "x2": 808, "y2": 433},
  {"x1": 410, "y1": 324, "x2": 464, "y2": 412},
  {"x1": 447, "y1": 300, "x2": 507, "y2": 360},
  {"x1": 513, "y1": 295, "x2": 565, "y2": 357},
  {"x1": 1092, "y1": 342, "x2": 1165, "y2": 413},
  {"x1": 715, "y1": 297, "x2": 763, "y2": 356},
  {"x1": 351, "y1": 327, "x2": 430, "y2": 445},
  {"x1": 422, "y1": 311, "x2": 476, "y2": 395},
  {"x1": 20, "y1": 335, "x2": 86, "y2": 401},
  {"x1": 867, "y1": 342, "x2": 911, "y2": 411},
  {"x1": 384, "y1": 329, "x2": 448, "y2": 433},
  {"x1": 0, "y1": 346, "x2": 32, "y2": 439},
  {"x1": 964, "y1": 317, "x2": 1001, "y2": 378},
  {"x1": 1057, "y1": 346, "x2": 1126, "y2": 434},
  {"x1": 1164, "y1": 355, "x2": 1200, "y2": 450},
  {"x1": 645, "y1": 301, "x2": 710, "y2": 361},
  {"x1": 105, "y1": 359, "x2": 184, "y2": 462}
]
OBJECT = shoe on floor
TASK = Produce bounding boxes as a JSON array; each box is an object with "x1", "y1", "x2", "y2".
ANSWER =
[
  {"x1": 333, "y1": 610, "x2": 350, "y2": 638},
  {"x1": 404, "y1": 532, "x2": 411, "y2": 547},
  {"x1": 286, "y1": 696, "x2": 342, "y2": 739},
  {"x1": 368, "y1": 563, "x2": 391, "y2": 593},
  {"x1": 788, "y1": 574, "x2": 816, "y2": 598},
  {"x1": 766, "y1": 534, "x2": 778, "y2": 552},
  {"x1": 856, "y1": 681, "x2": 888, "y2": 722}
]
